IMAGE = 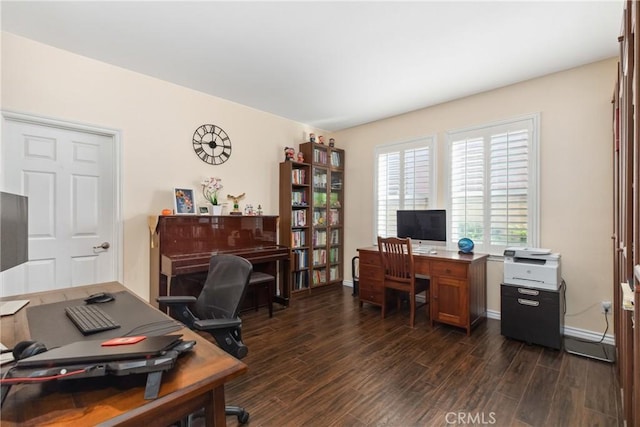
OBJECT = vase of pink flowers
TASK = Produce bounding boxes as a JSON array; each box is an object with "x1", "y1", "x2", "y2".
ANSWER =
[{"x1": 201, "y1": 177, "x2": 224, "y2": 215}]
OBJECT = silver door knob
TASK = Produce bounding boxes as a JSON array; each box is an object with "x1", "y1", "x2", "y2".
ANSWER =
[{"x1": 93, "y1": 242, "x2": 110, "y2": 250}]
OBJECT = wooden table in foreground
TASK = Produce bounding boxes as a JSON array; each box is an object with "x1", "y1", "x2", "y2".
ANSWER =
[{"x1": 0, "y1": 282, "x2": 247, "y2": 427}]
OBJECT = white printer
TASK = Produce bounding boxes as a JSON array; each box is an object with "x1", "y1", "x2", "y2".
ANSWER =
[{"x1": 503, "y1": 247, "x2": 561, "y2": 291}]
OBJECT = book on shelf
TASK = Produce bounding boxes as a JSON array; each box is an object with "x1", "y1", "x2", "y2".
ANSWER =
[
  {"x1": 329, "y1": 192, "x2": 340, "y2": 207},
  {"x1": 291, "y1": 230, "x2": 306, "y2": 247},
  {"x1": 329, "y1": 247, "x2": 339, "y2": 263},
  {"x1": 329, "y1": 209, "x2": 340, "y2": 226},
  {"x1": 330, "y1": 229, "x2": 340, "y2": 245},
  {"x1": 313, "y1": 192, "x2": 327, "y2": 206},
  {"x1": 330, "y1": 174, "x2": 342, "y2": 190},
  {"x1": 291, "y1": 209, "x2": 307, "y2": 227},
  {"x1": 293, "y1": 249, "x2": 308, "y2": 270},
  {"x1": 313, "y1": 210, "x2": 327, "y2": 226},
  {"x1": 330, "y1": 266, "x2": 340, "y2": 280},
  {"x1": 291, "y1": 169, "x2": 306, "y2": 185},
  {"x1": 292, "y1": 190, "x2": 307, "y2": 206},
  {"x1": 313, "y1": 148, "x2": 328, "y2": 164},
  {"x1": 312, "y1": 268, "x2": 327, "y2": 284},
  {"x1": 293, "y1": 271, "x2": 309, "y2": 290},
  {"x1": 313, "y1": 249, "x2": 327, "y2": 266},
  {"x1": 313, "y1": 229, "x2": 327, "y2": 246},
  {"x1": 331, "y1": 151, "x2": 341, "y2": 167},
  {"x1": 313, "y1": 172, "x2": 327, "y2": 188}
]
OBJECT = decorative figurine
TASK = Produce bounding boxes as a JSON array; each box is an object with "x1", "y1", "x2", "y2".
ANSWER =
[
  {"x1": 318, "y1": 135, "x2": 325, "y2": 145},
  {"x1": 297, "y1": 152, "x2": 304, "y2": 162},
  {"x1": 329, "y1": 138, "x2": 335, "y2": 147},
  {"x1": 309, "y1": 133, "x2": 316, "y2": 143},
  {"x1": 244, "y1": 204, "x2": 254, "y2": 215},
  {"x1": 284, "y1": 147, "x2": 295, "y2": 161},
  {"x1": 227, "y1": 193, "x2": 246, "y2": 215},
  {"x1": 256, "y1": 204, "x2": 263, "y2": 215}
]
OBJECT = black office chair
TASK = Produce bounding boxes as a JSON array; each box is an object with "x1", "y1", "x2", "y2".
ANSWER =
[{"x1": 158, "y1": 254, "x2": 252, "y2": 424}]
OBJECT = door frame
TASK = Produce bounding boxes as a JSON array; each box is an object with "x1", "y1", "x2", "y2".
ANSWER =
[{"x1": 1, "y1": 110, "x2": 124, "y2": 284}]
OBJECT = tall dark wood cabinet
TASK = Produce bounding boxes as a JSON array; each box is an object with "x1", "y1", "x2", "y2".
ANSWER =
[
  {"x1": 299, "y1": 142, "x2": 345, "y2": 289},
  {"x1": 613, "y1": 2, "x2": 640, "y2": 426}
]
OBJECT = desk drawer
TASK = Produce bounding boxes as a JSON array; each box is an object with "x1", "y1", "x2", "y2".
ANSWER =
[
  {"x1": 359, "y1": 251, "x2": 380, "y2": 266},
  {"x1": 359, "y1": 284, "x2": 383, "y2": 305},
  {"x1": 414, "y1": 256, "x2": 431, "y2": 275},
  {"x1": 500, "y1": 284, "x2": 563, "y2": 349},
  {"x1": 360, "y1": 265, "x2": 383, "y2": 281},
  {"x1": 431, "y1": 261, "x2": 467, "y2": 279}
]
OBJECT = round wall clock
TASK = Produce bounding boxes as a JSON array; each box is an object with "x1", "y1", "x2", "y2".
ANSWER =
[{"x1": 192, "y1": 124, "x2": 232, "y2": 165}]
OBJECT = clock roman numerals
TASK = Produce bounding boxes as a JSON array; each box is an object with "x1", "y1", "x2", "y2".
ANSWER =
[
  {"x1": 194, "y1": 145, "x2": 213, "y2": 163},
  {"x1": 192, "y1": 124, "x2": 232, "y2": 165}
]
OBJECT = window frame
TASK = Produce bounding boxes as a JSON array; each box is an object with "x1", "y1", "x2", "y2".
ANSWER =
[
  {"x1": 373, "y1": 135, "x2": 437, "y2": 244},
  {"x1": 445, "y1": 113, "x2": 540, "y2": 255}
]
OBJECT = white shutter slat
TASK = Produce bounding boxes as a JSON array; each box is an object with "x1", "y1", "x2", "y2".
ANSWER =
[
  {"x1": 449, "y1": 116, "x2": 537, "y2": 252},
  {"x1": 376, "y1": 139, "x2": 434, "y2": 237},
  {"x1": 489, "y1": 128, "x2": 530, "y2": 246}
]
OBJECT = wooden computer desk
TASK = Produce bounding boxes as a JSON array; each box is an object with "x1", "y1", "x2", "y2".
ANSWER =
[
  {"x1": 357, "y1": 247, "x2": 489, "y2": 335},
  {"x1": 0, "y1": 282, "x2": 247, "y2": 427}
]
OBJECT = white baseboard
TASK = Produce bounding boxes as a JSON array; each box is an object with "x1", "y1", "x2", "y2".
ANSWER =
[
  {"x1": 344, "y1": 283, "x2": 615, "y2": 345},
  {"x1": 486, "y1": 309, "x2": 614, "y2": 345},
  {"x1": 561, "y1": 325, "x2": 615, "y2": 346}
]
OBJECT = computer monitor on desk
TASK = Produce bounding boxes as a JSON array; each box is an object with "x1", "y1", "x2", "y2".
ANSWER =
[
  {"x1": 0, "y1": 191, "x2": 28, "y2": 273},
  {"x1": 397, "y1": 209, "x2": 447, "y2": 252}
]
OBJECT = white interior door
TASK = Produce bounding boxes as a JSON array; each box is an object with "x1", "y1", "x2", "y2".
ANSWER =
[{"x1": 1, "y1": 113, "x2": 121, "y2": 296}]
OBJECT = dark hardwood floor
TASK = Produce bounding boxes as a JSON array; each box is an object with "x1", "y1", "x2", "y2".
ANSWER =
[{"x1": 212, "y1": 285, "x2": 622, "y2": 427}]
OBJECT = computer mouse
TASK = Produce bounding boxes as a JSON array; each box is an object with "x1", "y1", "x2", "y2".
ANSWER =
[{"x1": 85, "y1": 292, "x2": 115, "y2": 304}]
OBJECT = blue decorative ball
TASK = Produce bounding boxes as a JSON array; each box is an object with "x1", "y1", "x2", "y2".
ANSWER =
[{"x1": 458, "y1": 238, "x2": 474, "y2": 253}]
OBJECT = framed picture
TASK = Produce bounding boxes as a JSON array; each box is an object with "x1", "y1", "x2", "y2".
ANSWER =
[
  {"x1": 173, "y1": 188, "x2": 196, "y2": 215},
  {"x1": 198, "y1": 205, "x2": 211, "y2": 215}
]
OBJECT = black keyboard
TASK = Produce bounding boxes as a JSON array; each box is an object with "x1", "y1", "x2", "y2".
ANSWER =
[{"x1": 65, "y1": 304, "x2": 121, "y2": 335}]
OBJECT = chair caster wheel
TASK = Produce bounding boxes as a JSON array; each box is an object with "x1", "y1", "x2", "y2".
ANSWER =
[{"x1": 238, "y1": 410, "x2": 249, "y2": 424}]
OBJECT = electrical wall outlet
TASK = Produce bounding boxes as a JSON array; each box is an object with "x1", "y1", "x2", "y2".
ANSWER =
[{"x1": 601, "y1": 300, "x2": 612, "y2": 314}]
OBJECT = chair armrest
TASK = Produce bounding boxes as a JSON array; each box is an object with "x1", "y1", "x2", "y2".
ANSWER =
[
  {"x1": 194, "y1": 318, "x2": 242, "y2": 331},
  {"x1": 156, "y1": 296, "x2": 198, "y2": 328},
  {"x1": 157, "y1": 296, "x2": 197, "y2": 305}
]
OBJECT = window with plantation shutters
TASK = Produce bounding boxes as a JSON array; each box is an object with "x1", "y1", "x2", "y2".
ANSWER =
[
  {"x1": 375, "y1": 137, "x2": 436, "y2": 239},
  {"x1": 447, "y1": 114, "x2": 539, "y2": 255}
]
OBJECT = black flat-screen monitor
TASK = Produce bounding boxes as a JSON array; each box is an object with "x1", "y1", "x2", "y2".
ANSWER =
[
  {"x1": 1, "y1": 191, "x2": 29, "y2": 272},
  {"x1": 396, "y1": 209, "x2": 446, "y2": 245}
]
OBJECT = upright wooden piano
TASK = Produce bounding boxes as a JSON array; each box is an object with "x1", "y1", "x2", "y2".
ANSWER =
[{"x1": 149, "y1": 215, "x2": 290, "y2": 310}]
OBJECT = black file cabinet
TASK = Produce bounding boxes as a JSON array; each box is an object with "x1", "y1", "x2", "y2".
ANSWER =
[{"x1": 500, "y1": 282, "x2": 564, "y2": 350}]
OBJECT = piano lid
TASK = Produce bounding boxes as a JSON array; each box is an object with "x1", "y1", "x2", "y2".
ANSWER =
[{"x1": 155, "y1": 215, "x2": 280, "y2": 256}]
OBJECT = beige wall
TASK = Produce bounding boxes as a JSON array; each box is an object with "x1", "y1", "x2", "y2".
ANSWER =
[
  {"x1": 1, "y1": 31, "x2": 617, "y2": 334},
  {"x1": 1, "y1": 32, "x2": 326, "y2": 299},
  {"x1": 335, "y1": 58, "x2": 617, "y2": 334}
]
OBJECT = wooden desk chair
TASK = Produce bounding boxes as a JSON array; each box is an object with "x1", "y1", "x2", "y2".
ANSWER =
[{"x1": 377, "y1": 236, "x2": 430, "y2": 328}]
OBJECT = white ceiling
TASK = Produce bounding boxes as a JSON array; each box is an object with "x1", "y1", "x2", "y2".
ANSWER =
[{"x1": 1, "y1": 1, "x2": 624, "y2": 131}]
